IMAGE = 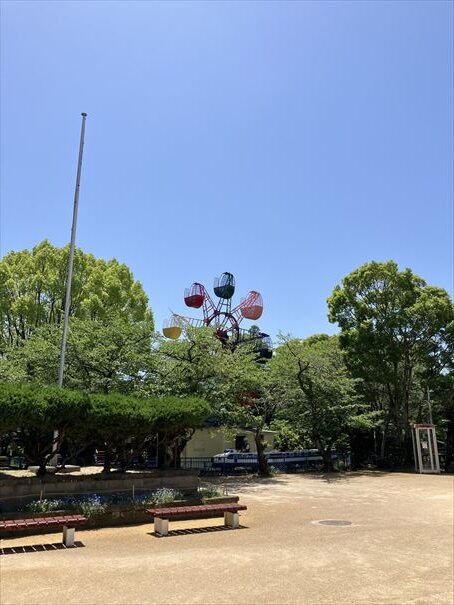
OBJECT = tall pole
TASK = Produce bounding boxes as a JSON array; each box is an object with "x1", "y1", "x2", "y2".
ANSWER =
[
  {"x1": 427, "y1": 386, "x2": 433, "y2": 425},
  {"x1": 58, "y1": 112, "x2": 87, "y2": 387}
]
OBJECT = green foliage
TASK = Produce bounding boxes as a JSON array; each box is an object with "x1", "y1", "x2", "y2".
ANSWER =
[
  {"x1": 0, "y1": 382, "x2": 210, "y2": 472},
  {"x1": 25, "y1": 499, "x2": 65, "y2": 513},
  {"x1": 270, "y1": 420, "x2": 307, "y2": 451},
  {"x1": 152, "y1": 327, "x2": 228, "y2": 398},
  {"x1": 79, "y1": 497, "x2": 108, "y2": 518},
  {"x1": 198, "y1": 485, "x2": 223, "y2": 500},
  {"x1": 0, "y1": 318, "x2": 156, "y2": 394},
  {"x1": 270, "y1": 335, "x2": 366, "y2": 468},
  {"x1": 153, "y1": 327, "x2": 277, "y2": 475},
  {"x1": 0, "y1": 381, "x2": 89, "y2": 473},
  {"x1": 327, "y1": 260, "x2": 454, "y2": 460},
  {"x1": 0, "y1": 239, "x2": 153, "y2": 350},
  {"x1": 152, "y1": 488, "x2": 182, "y2": 505}
]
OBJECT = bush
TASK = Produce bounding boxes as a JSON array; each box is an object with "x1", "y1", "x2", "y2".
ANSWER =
[
  {"x1": 22, "y1": 488, "x2": 184, "y2": 517},
  {"x1": 198, "y1": 486, "x2": 223, "y2": 499},
  {"x1": 79, "y1": 495, "x2": 108, "y2": 518},
  {"x1": 152, "y1": 488, "x2": 182, "y2": 505},
  {"x1": 0, "y1": 382, "x2": 210, "y2": 472},
  {"x1": 25, "y1": 498, "x2": 65, "y2": 513}
]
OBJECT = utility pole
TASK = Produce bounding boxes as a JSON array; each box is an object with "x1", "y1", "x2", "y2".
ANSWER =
[{"x1": 58, "y1": 112, "x2": 87, "y2": 387}]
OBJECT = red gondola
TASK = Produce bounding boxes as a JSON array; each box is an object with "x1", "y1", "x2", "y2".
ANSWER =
[
  {"x1": 240, "y1": 291, "x2": 263, "y2": 320},
  {"x1": 184, "y1": 283, "x2": 205, "y2": 308}
]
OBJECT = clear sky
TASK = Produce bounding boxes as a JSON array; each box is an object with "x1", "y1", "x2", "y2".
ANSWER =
[{"x1": 1, "y1": 0, "x2": 453, "y2": 340}]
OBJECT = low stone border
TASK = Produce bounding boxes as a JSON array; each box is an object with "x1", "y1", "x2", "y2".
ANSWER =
[{"x1": 0, "y1": 469, "x2": 199, "y2": 512}]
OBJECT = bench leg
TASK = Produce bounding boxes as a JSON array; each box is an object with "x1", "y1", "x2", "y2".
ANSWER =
[
  {"x1": 154, "y1": 517, "x2": 169, "y2": 536},
  {"x1": 62, "y1": 526, "x2": 75, "y2": 547},
  {"x1": 224, "y1": 511, "x2": 239, "y2": 529}
]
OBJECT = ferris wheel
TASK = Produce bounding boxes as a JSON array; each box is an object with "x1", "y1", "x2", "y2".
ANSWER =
[{"x1": 163, "y1": 272, "x2": 272, "y2": 356}]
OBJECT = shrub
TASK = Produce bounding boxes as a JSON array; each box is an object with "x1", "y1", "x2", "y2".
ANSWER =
[
  {"x1": 198, "y1": 486, "x2": 223, "y2": 499},
  {"x1": 25, "y1": 498, "x2": 65, "y2": 513},
  {"x1": 22, "y1": 488, "x2": 185, "y2": 516},
  {"x1": 79, "y1": 495, "x2": 108, "y2": 518},
  {"x1": 152, "y1": 488, "x2": 182, "y2": 505},
  {"x1": 0, "y1": 382, "x2": 210, "y2": 473}
]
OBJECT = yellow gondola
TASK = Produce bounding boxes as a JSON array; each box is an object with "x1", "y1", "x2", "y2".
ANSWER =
[
  {"x1": 162, "y1": 326, "x2": 182, "y2": 339},
  {"x1": 163, "y1": 316, "x2": 182, "y2": 339}
]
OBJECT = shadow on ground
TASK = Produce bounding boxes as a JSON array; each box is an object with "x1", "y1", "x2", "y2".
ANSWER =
[
  {"x1": 149, "y1": 525, "x2": 247, "y2": 538},
  {"x1": 203, "y1": 469, "x2": 393, "y2": 491},
  {"x1": 0, "y1": 541, "x2": 85, "y2": 555},
  {"x1": 304, "y1": 470, "x2": 391, "y2": 484}
]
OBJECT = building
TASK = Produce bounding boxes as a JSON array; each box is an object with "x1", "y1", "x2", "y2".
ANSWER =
[{"x1": 182, "y1": 425, "x2": 275, "y2": 460}]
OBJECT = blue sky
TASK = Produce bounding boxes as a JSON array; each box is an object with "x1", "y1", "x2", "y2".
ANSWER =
[{"x1": 1, "y1": 1, "x2": 452, "y2": 340}]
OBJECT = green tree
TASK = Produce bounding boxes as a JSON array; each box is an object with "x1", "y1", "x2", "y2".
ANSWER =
[
  {"x1": 0, "y1": 382, "x2": 209, "y2": 474},
  {"x1": 81, "y1": 393, "x2": 209, "y2": 472},
  {"x1": 270, "y1": 335, "x2": 368, "y2": 471},
  {"x1": 152, "y1": 327, "x2": 227, "y2": 398},
  {"x1": 0, "y1": 317, "x2": 156, "y2": 395},
  {"x1": 327, "y1": 261, "x2": 453, "y2": 463},
  {"x1": 0, "y1": 382, "x2": 90, "y2": 475},
  {"x1": 154, "y1": 327, "x2": 278, "y2": 475},
  {"x1": 0, "y1": 239, "x2": 153, "y2": 349}
]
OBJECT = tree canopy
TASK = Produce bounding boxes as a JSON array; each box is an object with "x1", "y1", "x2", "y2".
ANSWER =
[
  {"x1": 0, "y1": 317, "x2": 155, "y2": 394},
  {"x1": 270, "y1": 335, "x2": 370, "y2": 470},
  {"x1": 0, "y1": 382, "x2": 209, "y2": 473},
  {"x1": 327, "y1": 260, "x2": 453, "y2": 463},
  {"x1": 0, "y1": 239, "x2": 153, "y2": 349}
]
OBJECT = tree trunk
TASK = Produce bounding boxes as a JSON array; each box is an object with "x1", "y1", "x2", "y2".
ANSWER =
[
  {"x1": 321, "y1": 450, "x2": 334, "y2": 472},
  {"x1": 254, "y1": 430, "x2": 270, "y2": 477},
  {"x1": 380, "y1": 427, "x2": 387, "y2": 459},
  {"x1": 445, "y1": 417, "x2": 454, "y2": 473},
  {"x1": 315, "y1": 439, "x2": 334, "y2": 472},
  {"x1": 157, "y1": 433, "x2": 173, "y2": 469},
  {"x1": 36, "y1": 457, "x2": 48, "y2": 477},
  {"x1": 102, "y1": 446, "x2": 112, "y2": 473}
]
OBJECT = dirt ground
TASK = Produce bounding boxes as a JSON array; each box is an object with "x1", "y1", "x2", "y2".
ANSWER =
[{"x1": 0, "y1": 471, "x2": 452, "y2": 605}]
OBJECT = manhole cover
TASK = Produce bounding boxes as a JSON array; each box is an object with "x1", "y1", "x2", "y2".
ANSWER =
[{"x1": 317, "y1": 519, "x2": 352, "y2": 526}]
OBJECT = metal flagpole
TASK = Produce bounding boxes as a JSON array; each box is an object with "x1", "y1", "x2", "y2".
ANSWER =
[
  {"x1": 51, "y1": 113, "x2": 87, "y2": 463},
  {"x1": 58, "y1": 112, "x2": 87, "y2": 388}
]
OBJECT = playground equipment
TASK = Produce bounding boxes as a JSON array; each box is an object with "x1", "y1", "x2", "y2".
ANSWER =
[
  {"x1": 411, "y1": 423, "x2": 440, "y2": 474},
  {"x1": 163, "y1": 272, "x2": 272, "y2": 356}
]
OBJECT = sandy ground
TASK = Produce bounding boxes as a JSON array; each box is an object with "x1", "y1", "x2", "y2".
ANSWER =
[{"x1": 0, "y1": 471, "x2": 452, "y2": 605}]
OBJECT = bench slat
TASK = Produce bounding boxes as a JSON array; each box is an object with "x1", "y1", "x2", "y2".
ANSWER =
[
  {"x1": 146, "y1": 503, "x2": 247, "y2": 519},
  {"x1": 0, "y1": 515, "x2": 87, "y2": 532}
]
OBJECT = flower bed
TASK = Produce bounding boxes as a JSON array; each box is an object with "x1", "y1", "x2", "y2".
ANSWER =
[{"x1": 0, "y1": 488, "x2": 240, "y2": 536}]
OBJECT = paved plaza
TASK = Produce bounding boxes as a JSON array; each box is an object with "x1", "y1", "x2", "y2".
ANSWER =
[{"x1": 0, "y1": 471, "x2": 452, "y2": 605}]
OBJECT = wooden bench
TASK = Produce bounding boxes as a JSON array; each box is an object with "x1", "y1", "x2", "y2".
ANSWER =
[
  {"x1": 0, "y1": 514, "x2": 87, "y2": 547},
  {"x1": 146, "y1": 503, "x2": 247, "y2": 536}
]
